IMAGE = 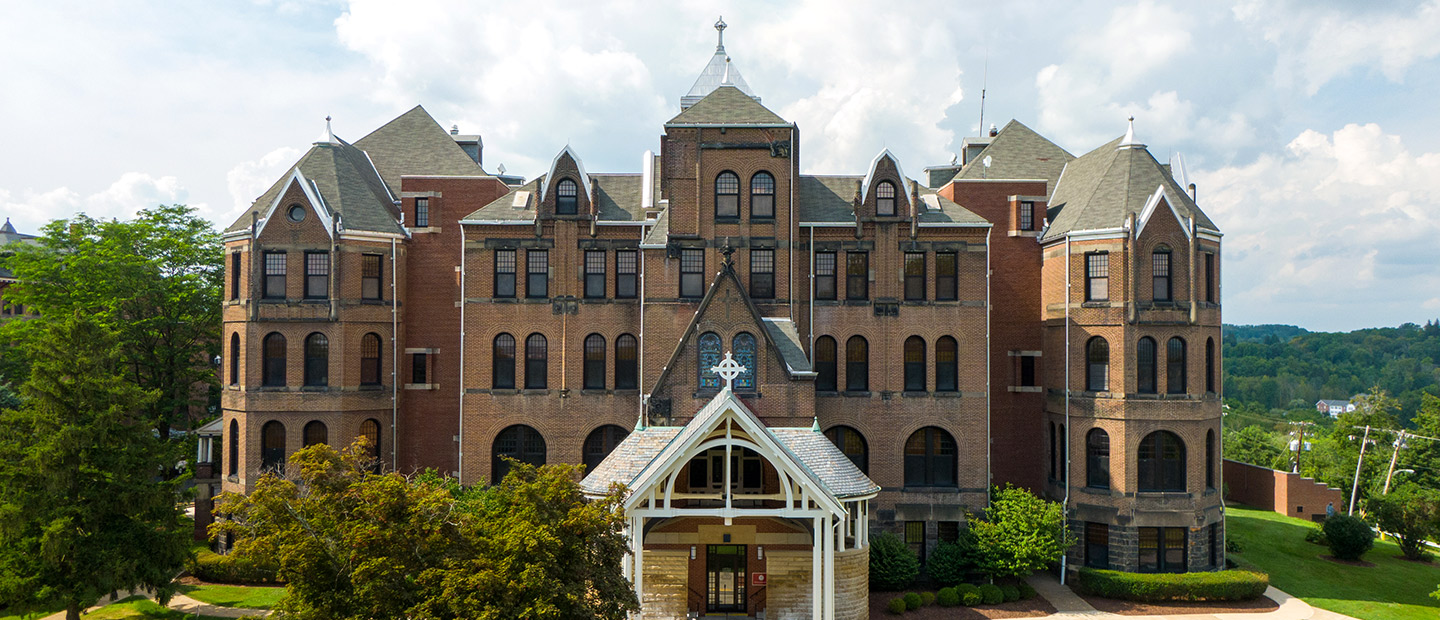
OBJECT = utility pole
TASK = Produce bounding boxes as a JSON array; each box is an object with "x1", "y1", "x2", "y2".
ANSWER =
[
  {"x1": 1347, "y1": 425, "x2": 1371, "y2": 516},
  {"x1": 1290, "y1": 421, "x2": 1315, "y2": 474},
  {"x1": 1383, "y1": 431, "x2": 1408, "y2": 495}
]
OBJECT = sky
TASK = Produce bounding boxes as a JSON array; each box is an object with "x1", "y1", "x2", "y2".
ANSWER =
[{"x1": 2, "y1": 0, "x2": 1439, "y2": 332}]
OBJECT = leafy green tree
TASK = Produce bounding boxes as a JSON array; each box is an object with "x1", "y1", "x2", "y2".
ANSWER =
[
  {"x1": 0, "y1": 312, "x2": 189, "y2": 620},
  {"x1": 1366, "y1": 484, "x2": 1440, "y2": 561},
  {"x1": 868, "y1": 531, "x2": 919, "y2": 591},
  {"x1": 970, "y1": 485, "x2": 1074, "y2": 580},
  {"x1": 1407, "y1": 394, "x2": 1440, "y2": 490},
  {"x1": 925, "y1": 527, "x2": 980, "y2": 587},
  {"x1": 1224, "y1": 426, "x2": 1286, "y2": 469}
]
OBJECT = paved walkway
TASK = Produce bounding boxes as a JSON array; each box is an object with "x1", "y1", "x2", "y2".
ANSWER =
[
  {"x1": 1023, "y1": 572, "x2": 1360, "y2": 620},
  {"x1": 34, "y1": 589, "x2": 269, "y2": 619}
]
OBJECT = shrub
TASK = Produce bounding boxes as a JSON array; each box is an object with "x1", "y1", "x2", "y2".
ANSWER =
[
  {"x1": 870, "y1": 531, "x2": 920, "y2": 591},
  {"x1": 186, "y1": 549, "x2": 280, "y2": 585},
  {"x1": 1000, "y1": 583, "x2": 1021, "y2": 602},
  {"x1": 1018, "y1": 582, "x2": 1037, "y2": 600},
  {"x1": 979, "y1": 584, "x2": 1004, "y2": 605},
  {"x1": 1076, "y1": 568, "x2": 1270, "y2": 602},
  {"x1": 1367, "y1": 484, "x2": 1440, "y2": 561},
  {"x1": 1303, "y1": 527, "x2": 1327, "y2": 546},
  {"x1": 1322, "y1": 515, "x2": 1375, "y2": 561},
  {"x1": 962, "y1": 588, "x2": 983, "y2": 606},
  {"x1": 887, "y1": 597, "x2": 908, "y2": 615},
  {"x1": 971, "y1": 485, "x2": 1073, "y2": 580},
  {"x1": 926, "y1": 530, "x2": 980, "y2": 586},
  {"x1": 936, "y1": 587, "x2": 960, "y2": 607},
  {"x1": 903, "y1": 592, "x2": 923, "y2": 611},
  {"x1": 920, "y1": 591, "x2": 936, "y2": 607}
]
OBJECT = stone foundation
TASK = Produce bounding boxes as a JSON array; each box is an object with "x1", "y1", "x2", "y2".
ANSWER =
[{"x1": 641, "y1": 550, "x2": 689, "y2": 620}]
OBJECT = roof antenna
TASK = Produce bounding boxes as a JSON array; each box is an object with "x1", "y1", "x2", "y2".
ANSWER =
[{"x1": 977, "y1": 48, "x2": 988, "y2": 139}]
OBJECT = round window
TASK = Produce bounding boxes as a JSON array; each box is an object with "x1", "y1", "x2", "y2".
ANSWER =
[{"x1": 287, "y1": 205, "x2": 306, "y2": 222}]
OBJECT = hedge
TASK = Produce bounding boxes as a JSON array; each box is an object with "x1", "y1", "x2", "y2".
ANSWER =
[
  {"x1": 887, "y1": 597, "x2": 908, "y2": 615},
  {"x1": 187, "y1": 549, "x2": 281, "y2": 585},
  {"x1": 1076, "y1": 568, "x2": 1269, "y2": 602},
  {"x1": 978, "y1": 584, "x2": 1004, "y2": 605}
]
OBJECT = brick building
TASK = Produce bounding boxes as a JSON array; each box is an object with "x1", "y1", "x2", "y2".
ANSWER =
[{"x1": 220, "y1": 19, "x2": 1224, "y2": 617}]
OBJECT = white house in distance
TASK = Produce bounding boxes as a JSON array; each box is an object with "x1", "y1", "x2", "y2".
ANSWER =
[{"x1": 1316, "y1": 399, "x2": 1357, "y2": 418}]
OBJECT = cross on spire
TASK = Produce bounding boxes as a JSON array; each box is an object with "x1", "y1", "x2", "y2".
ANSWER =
[
  {"x1": 710, "y1": 351, "x2": 745, "y2": 391},
  {"x1": 715, "y1": 16, "x2": 727, "y2": 50}
]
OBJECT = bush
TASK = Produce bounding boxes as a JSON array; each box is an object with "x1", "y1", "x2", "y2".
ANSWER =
[
  {"x1": 962, "y1": 588, "x2": 983, "y2": 606},
  {"x1": 887, "y1": 597, "x2": 908, "y2": 615},
  {"x1": 1226, "y1": 536, "x2": 1244, "y2": 553},
  {"x1": 920, "y1": 591, "x2": 935, "y2": 607},
  {"x1": 1322, "y1": 515, "x2": 1375, "y2": 561},
  {"x1": 870, "y1": 531, "x2": 920, "y2": 591},
  {"x1": 971, "y1": 485, "x2": 1073, "y2": 580},
  {"x1": 936, "y1": 587, "x2": 960, "y2": 607},
  {"x1": 903, "y1": 592, "x2": 923, "y2": 611},
  {"x1": 1367, "y1": 484, "x2": 1440, "y2": 561},
  {"x1": 1303, "y1": 527, "x2": 1327, "y2": 546},
  {"x1": 186, "y1": 549, "x2": 280, "y2": 585},
  {"x1": 1076, "y1": 568, "x2": 1270, "y2": 602},
  {"x1": 926, "y1": 530, "x2": 980, "y2": 586},
  {"x1": 979, "y1": 584, "x2": 1004, "y2": 605},
  {"x1": 1018, "y1": 582, "x2": 1037, "y2": 600},
  {"x1": 1000, "y1": 583, "x2": 1021, "y2": 602}
]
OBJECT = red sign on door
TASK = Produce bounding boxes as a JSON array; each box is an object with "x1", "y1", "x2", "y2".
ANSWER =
[{"x1": 751, "y1": 572, "x2": 767, "y2": 587}]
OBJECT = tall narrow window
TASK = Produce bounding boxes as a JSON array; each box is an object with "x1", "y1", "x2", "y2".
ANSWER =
[
  {"x1": 262, "y1": 333, "x2": 286, "y2": 387},
  {"x1": 1019, "y1": 201, "x2": 1034, "y2": 230},
  {"x1": 750, "y1": 171, "x2": 775, "y2": 219},
  {"x1": 715, "y1": 172, "x2": 740, "y2": 218},
  {"x1": 1205, "y1": 338, "x2": 1216, "y2": 394},
  {"x1": 1085, "y1": 253, "x2": 1109, "y2": 302},
  {"x1": 1020, "y1": 355, "x2": 1037, "y2": 386},
  {"x1": 492, "y1": 334, "x2": 516, "y2": 389},
  {"x1": 228, "y1": 332, "x2": 240, "y2": 386},
  {"x1": 230, "y1": 252, "x2": 241, "y2": 300},
  {"x1": 904, "y1": 427, "x2": 956, "y2": 487},
  {"x1": 415, "y1": 197, "x2": 430, "y2": 227},
  {"x1": 904, "y1": 253, "x2": 925, "y2": 301},
  {"x1": 412, "y1": 352, "x2": 427, "y2": 384},
  {"x1": 697, "y1": 332, "x2": 722, "y2": 390},
  {"x1": 846, "y1": 252, "x2": 868, "y2": 300},
  {"x1": 680, "y1": 248, "x2": 704, "y2": 298},
  {"x1": 615, "y1": 334, "x2": 638, "y2": 390},
  {"x1": 825, "y1": 426, "x2": 869, "y2": 474},
  {"x1": 936, "y1": 336, "x2": 958, "y2": 392},
  {"x1": 362, "y1": 254, "x2": 382, "y2": 300},
  {"x1": 1086, "y1": 429, "x2": 1110, "y2": 489},
  {"x1": 1137, "y1": 337, "x2": 1157, "y2": 394},
  {"x1": 1138, "y1": 431, "x2": 1186, "y2": 492},
  {"x1": 359, "y1": 418, "x2": 381, "y2": 470},
  {"x1": 584, "y1": 250, "x2": 606, "y2": 298},
  {"x1": 936, "y1": 252, "x2": 957, "y2": 301},
  {"x1": 260, "y1": 421, "x2": 285, "y2": 472},
  {"x1": 1204, "y1": 253, "x2": 1215, "y2": 303},
  {"x1": 733, "y1": 333, "x2": 756, "y2": 391},
  {"x1": 492, "y1": 425, "x2": 546, "y2": 484},
  {"x1": 525, "y1": 334, "x2": 547, "y2": 389},
  {"x1": 583, "y1": 425, "x2": 629, "y2": 472},
  {"x1": 814, "y1": 336, "x2": 837, "y2": 392},
  {"x1": 361, "y1": 333, "x2": 381, "y2": 386},
  {"x1": 750, "y1": 249, "x2": 774, "y2": 299},
  {"x1": 1167, "y1": 337, "x2": 1187, "y2": 394},
  {"x1": 494, "y1": 249, "x2": 516, "y2": 298},
  {"x1": 876, "y1": 180, "x2": 897, "y2": 216},
  {"x1": 304, "y1": 252, "x2": 329, "y2": 299},
  {"x1": 1206, "y1": 429, "x2": 1216, "y2": 489},
  {"x1": 616, "y1": 250, "x2": 638, "y2": 299},
  {"x1": 1139, "y1": 527, "x2": 1188, "y2": 573},
  {"x1": 1085, "y1": 523, "x2": 1110, "y2": 569},
  {"x1": 227, "y1": 419, "x2": 238, "y2": 477},
  {"x1": 583, "y1": 333, "x2": 605, "y2": 390},
  {"x1": 556, "y1": 178, "x2": 578, "y2": 215},
  {"x1": 1152, "y1": 247, "x2": 1172, "y2": 301},
  {"x1": 303, "y1": 333, "x2": 328, "y2": 387},
  {"x1": 815, "y1": 252, "x2": 836, "y2": 300},
  {"x1": 527, "y1": 250, "x2": 548, "y2": 299},
  {"x1": 1086, "y1": 337, "x2": 1109, "y2": 392},
  {"x1": 846, "y1": 336, "x2": 868, "y2": 392},
  {"x1": 904, "y1": 336, "x2": 926, "y2": 392},
  {"x1": 263, "y1": 251, "x2": 286, "y2": 299},
  {"x1": 303, "y1": 421, "x2": 327, "y2": 447}
]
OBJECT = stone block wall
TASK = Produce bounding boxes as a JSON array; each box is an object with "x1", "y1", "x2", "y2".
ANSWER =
[
  {"x1": 763, "y1": 550, "x2": 812, "y2": 620},
  {"x1": 641, "y1": 550, "x2": 689, "y2": 620},
  {"x1": 834, "y1": 547, "x2": 869, "y2": 620}
]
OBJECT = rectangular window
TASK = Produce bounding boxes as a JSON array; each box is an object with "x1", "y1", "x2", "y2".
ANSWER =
[
  {"x1": 415, "y1": 197, "x2": 429, "y2": 227},
  {"x1": 905, "y1": 521, "x2": 927, "y2": 566},
  {"x1": 936, "y1": 252, "x2": 957, "y2": 301},
  {"x1": 846, "y1": 252, "x2": 868, "y2": 301},
  {"x1": 616, "y1": 250, "x2": 638, "y2": 299},
  {"x1": 904, "y1": 252, "x2": 925, "y2": 301},
  {"x1": 680, "y1": 248, "x2": 704, "y2": 298},
  {"x1": 361, "y1": 254, "x2": 382, "y2": 300},
  {"x1": 412, "y1": 353, "x2": 427, "y2": 385},
  {"x1": 1204, "y1": 252, "x2": 1215, "y2": 303},
  {"x1": 1139, "y1": 527, "x2": 1188, "y2": 573},
  {"x1": 230, "y1": 252, "x2": 241, "y2": 300},
  {"x1": 937, "y1": 521, "x2": 960, "y2": 543},
  {"x1": 526, "y1": 250, "x2": 548, "y2": 299},
  {"x1": 1020, "y1": 355, "x2": 1036, "y2": 387},
  {"x1": 1085, "y1": 523, "x2": 1110, "y2": 569},
  {"x1": 304, "y1": 252, "x2": 329, "y2": 299},
  {"x1": 1153, "y1": 251, "x2": 1171, "y2": 301},
  {"x1": 750, "y1": 249, "x2": 774, "y2": 299},
  {"x1": 494, "y1": 249, "x2": 516, "y2": 298},
  {"x1": 1085, "y1": 253, "x2": 1109, "y2": 302},
  {"x1": 1210, "y1": 522, "x2": 1223, "y2": 568},
  {"x1": 584, "y1": 250, "x2": 606, "y2": 299},
  {"x1": 815, "y1": 252, "x2": 836, "y2": 300},
  {"x1": 263, "y1": 251, "x2": 286, "y2": 299},
  {"x1": 1019, "y1": 201, "x2": 1034, "y2": 231},
  {"x1": 688, "y1": 457, "x2": 707, "y2": 489}
]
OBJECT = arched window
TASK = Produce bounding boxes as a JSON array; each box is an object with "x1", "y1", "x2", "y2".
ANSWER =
[
  {"x1": 1167, "y1": 337, "x2": 1187, "y2": 394},
  {"x1": 936, "y1": 336, "x2": 958, "y2": 392},
  {"x1": 904, "y1": 427, "x2": 956, "y2": 487},
  {"x1": 262, "y1": 333, "x2": 286, "y2": 387},
  {"x1": 1086, "y1": 337, "x2": 1109, "y2": 392},
  {"x1": 1137, "y1": 337, "x2": 1157, "y2": 394},
  {"x1": 303, "y1": 420, "x2": 327, "y2": 447},
  {"x1": 825, "y1": 426, "x2": 869, "y2": 474},
  {"x1": 733, "y1": 332, "x2": 756, "y2": 391},
  {"x1": 1206, "y1": 429, "x2": 1216, "y2": 489},
  {"x1": 715, "y1": 171, "x2": 740, "y2": 218},
  {"x1": 1152, "y1": 246, "x2": 1172, "y2": 301},
  {"x1": 304, "y1": 333, "x2": 328, "y2": 387},
  {"x1": 750, "y1": 171, "x2": 775, "y2": 218},
  {"x1": 492, "y1": 424, "x2": 546, "y2": 484},
  {"x1": 1087, "y1": 429, "x2": 1110, "y2": 489},
  {"x1": 525, "y1": 333, "x2": 547, "y2": 390},
  {"x1": 583, "y1": 333, "x2": 605, "y2": 390},
  {"x1": 698, "y1": 332, "x2": 722, "y2": 390},
  {"x1": 556, "y1": 178, "x2": 578, "y2": 214},
  {"x1": 904, "y1": 336, "x2": 926, "y2": 392},
  {"x1": 615, "y1": 334, "x2": 638, "y2": 390},
  {"x1": 1138, "y1": 431, "x2": 1186, "y2": 492},
  {"x1": 229, "y1": 332, "x2": 240, "y2": 386},
  {"x1": 1205, "y1": 338, "x2": 1216, "y2": 393},
  {"x1": 583, "y1": 425, "x2": 629, "y2": 472},
  {"x1": 227, "y1": 419, "x2": 238, "y2": 476},
  {"x1": 876, "y1": 180, "x2": 897, "y2": 216},
  {"x1": 359, "y1": 418, "x2": 381, "y2": 471},
  {"x1": 260, "y1": 420, "x2": 285, "y2": 472},
  {"x1": 493, "y1": 333, "x2": 516, "y2": 389},
  {"x1": 846, "y1": 336, "x2": 868, "y2": 392},
  {"x1": 360, "y1": 333, "x2": 381, "y2": 386},
  {"x1": 815, "y1": 336, "x2": 837, "y2": 392}
]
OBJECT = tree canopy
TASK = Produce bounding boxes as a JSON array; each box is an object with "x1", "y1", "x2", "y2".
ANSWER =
[{"x1": 970, "y1": 485, "x2": 1072, "y2": 580}]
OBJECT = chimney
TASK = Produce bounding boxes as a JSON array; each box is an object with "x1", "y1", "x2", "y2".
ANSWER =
[
  {"x1": 450, "y1": 124, "x2": 459, "y2": 135},
  {"x1": 988, "y1": 123, "x2": 998, "y2": 137}
]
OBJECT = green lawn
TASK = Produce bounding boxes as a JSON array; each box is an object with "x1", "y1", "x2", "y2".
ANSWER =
[
  {"x1": 176, "y1": 584, "x2": 284, "y2": 609},
  {"x1": 84, "y1": 596, "x2": 231, "y2": 620},
  {"x1": 1228, "y1": 504, "x2": 1440, "y2": 620}
]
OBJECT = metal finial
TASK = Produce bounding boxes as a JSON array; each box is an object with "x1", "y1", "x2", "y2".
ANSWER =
[
  {"x1": 715, "y1": 16, "x2": 727, "y2": 49},
  {"x1": 722, "y1": 57, "x2": 732, "y2": 85},
  {"x1": 811, "y1": 417, "x2": 821, "y2": 432}
]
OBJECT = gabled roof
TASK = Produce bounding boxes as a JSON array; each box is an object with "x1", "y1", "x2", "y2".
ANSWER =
[
  {"x1": 539, "y1": 146, "x2": 592, "y2": 203},
  {"x1": 796, "y1": 175, "x2": 988, "y2": 226},
  {"x1": 954, "y1": 120, "x2": 1074, "y2": 193},
  {"x1": 667, "y1": 86, "x2": 787, "y2": 126},
  {"x1": 462, "y1": 173, "x2": 653, "y2": 225},
  {"x1": 353, "y1": 105, "x2": 485, "y2": 190},
  {"x1": 861, "y1": 149, "x2": 913, "y2": 215},
  {"x1": 1041, "y1": 136, "x2": 1219, "y2": 242},
  {"x1": 226, "y1": 138, "x2": 403, "y2": 236}
]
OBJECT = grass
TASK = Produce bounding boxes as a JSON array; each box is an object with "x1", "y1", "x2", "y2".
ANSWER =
[
  {"x1": 82, "y1": 596, "x2": 232, "y2": 620},
  {"x1": 1228, "y1": 504, "x2": 1440, "y2": 620},
  {"x1": 176, "y1": 584, "x2": 284, "y2": 609}
]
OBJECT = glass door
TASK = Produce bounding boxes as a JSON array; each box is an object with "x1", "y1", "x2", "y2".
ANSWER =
[{"x1": 706, "y1": 544, "x2": 747, "y2": 613}]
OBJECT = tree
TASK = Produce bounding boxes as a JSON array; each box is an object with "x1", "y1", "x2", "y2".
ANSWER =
[
  {"x1": 867, "y1": 531, "x2": 918, "y2": 591},
  {"x1": 214, "y1": 445, "x2": 638, "y2": 620},
  {"x1": 1224, "y1": 426, "x2": 1286, "y2": 470},
  {"x1": 1366, "y1": 484, "x2": 1440, "y2": 561},
  {"x1": 926, "y1": 527, "x2": 980, "y2": 587},
  {"x1": 1407, "y1": 394, "x2": 1440, "y2": 491},
  {"x1": 0, "y1": 206, "x2": 223, "y2": 445},
  {"x1": 0, "y1": 312, "x2": 189, "y2": 620},
  {"x1": 970, "y1": 485, "x2": 1073, "y2": 580}
]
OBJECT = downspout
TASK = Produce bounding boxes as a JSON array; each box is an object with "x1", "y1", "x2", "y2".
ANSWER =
[
  {"x1": 1188, "y1": 217, "x2": 1198, "y2": 325},
  {"x1": 789, "y1": 127, "x2": 797, "y2": 324},
  {"x1": 1060, "y1": 234, "x2": 1072, "y2": 585},
  {"x1": 638, "y1": 220, "x2": 647, "y2": 426},
  {"x1": 391, "y1": 237, "x2": 398, "y2": 471},
  {"x1": 808, "y1": 225, "x2": 815, "y2": 353},
  {"x1": 458, "y1": 224, "x2": 467, "y2": 480},
  {"x1": 985, "y1": 226, "x2": 992, "y2": 501}
]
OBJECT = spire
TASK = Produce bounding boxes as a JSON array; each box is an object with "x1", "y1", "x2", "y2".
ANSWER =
[
  {"x1": 1118, "y1": 115, "x2": 1145, "y2": 150},
  {"x1": 715, "y1": 16, "x2": 726, "y2": 50},
  {"x1": 681, "y1": 17, "x2": 759, "y2": 109},
  {"x1": 315, "y1": 114, "x2": 339, "y2": 146}
]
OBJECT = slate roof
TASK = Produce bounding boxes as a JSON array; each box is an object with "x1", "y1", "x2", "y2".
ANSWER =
[
  {"x1": 761, "y1": 318, "x2": 813, "y2": 375},
  {"x1": 640, "y1": 208, "x2": 669, "y2": 247},
  {"x1": 461, "y1": 173, "x2": 651, "y2": 224},
  {"x1": 668, "y1": 86, "x2": 787, "y2": 126},
  {"x1": 353, "y1": 105, "x2": 485, "y2": 190},
  {"x1": 795, "y1": 176, "x2": 988, "y2": 226},
  {"x1": 769, "y1": 428, "x2": 880, "y2": 498},
  {"x1": 954, "y1": 120, "x2": 1074, "y2": 193},
  {"x1": 1041, "y1": 137, "x2": 1218, "y2": 242},
  {"x1": 225, "y1": 138, "x2": 403, "y2": 236},
  {"x1": 580, "y1": 426, "x2": 682, "y2": 495},
  {"x1": 463, "y1": 177, "x2": 540, "y2": 223}
]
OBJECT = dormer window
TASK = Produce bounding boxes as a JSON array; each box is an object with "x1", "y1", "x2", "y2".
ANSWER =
[
  {"x1": 750, "y1": 172, "x2": 774, "y2": 219},
  {"x1": 556, "y1": 178, "x2": 578, "y2": 215},
  {"x1": 715, "y1": 172, "x2": 740, "y2": 218},
  {"x1": 876, "y1": 180, "x2": 897, "y2": 216}
]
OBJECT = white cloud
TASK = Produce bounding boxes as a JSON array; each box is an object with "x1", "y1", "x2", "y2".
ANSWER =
[
  {"x1": 226, "y1": 146, "x2": 304, "y2": 226},
  {"x1": 0, "y1": 173, "x2": 194, "y2": 233}
]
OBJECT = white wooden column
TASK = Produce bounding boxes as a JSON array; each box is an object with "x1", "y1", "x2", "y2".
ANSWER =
[
  {"x1": 823, "y1": 514, "x2": 835, "y2": 619},
  {"x1": 631, "y1": 515, "x2": 644, "y2": 619},
  {"x1": 812, "y1": 516, "x2": 822, "y2": 620}
]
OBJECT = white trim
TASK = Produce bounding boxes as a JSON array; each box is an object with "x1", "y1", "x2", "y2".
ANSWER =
[
  {"x1": 254, "y1": 169, "x2": 333, "y2": 241},
  {"x1": 540, "y1": 145, "x2": 591, "y2": 203},
  {"x1": 1136, "y1": 185, "x2": 1190, "y2": 240},
  {"x1": 860, "y1": 149, "x2": 913, "y2": 214},
  {"x1": 338, "y1": 231, "x2": 408, "y2": 241},
  {"x1": 1197, "y1": 229, "x2": 1223, "y2": 241},
  {"x1": 949, "y1": 177, "x2": 1051, "y2": 184},
  {"x1": 457, "y1": 219, "x2": 531, "y2": 226},
  {"x1": 917, "y1": 222, "x2": 994, "y2": 228},
  {"x1": 362, "y1": 150, "x2": 398, "y2": 205},
  {"x1": 596, "y1": 220, "x2": 654, "y2": 227}
]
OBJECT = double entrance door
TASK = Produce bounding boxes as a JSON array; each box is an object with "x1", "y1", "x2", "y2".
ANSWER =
[{"x1": 705, "y1": 544, "x2": 747, "y2": 613}]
